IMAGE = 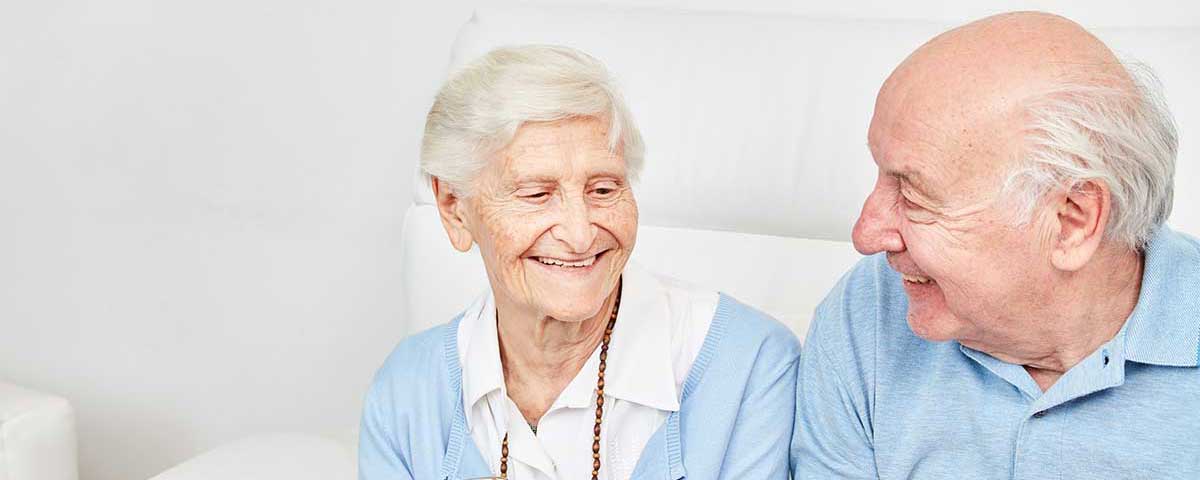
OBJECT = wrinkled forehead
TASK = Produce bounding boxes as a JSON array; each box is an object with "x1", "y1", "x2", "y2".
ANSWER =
[{"x1": 868, "y1": 78, "x2": 1027, "y2": 198}]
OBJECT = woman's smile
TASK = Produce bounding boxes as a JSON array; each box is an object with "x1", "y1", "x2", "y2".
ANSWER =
[{"x1": 527, "y1": 249, "x2": 611, "y2": 275}]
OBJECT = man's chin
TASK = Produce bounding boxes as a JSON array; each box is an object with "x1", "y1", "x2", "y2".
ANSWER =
[{"x1": 906, "y1": 311, "x2": 961, "y2": 342}]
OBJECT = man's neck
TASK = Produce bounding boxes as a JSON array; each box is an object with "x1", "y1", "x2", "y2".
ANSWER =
[
  {"x1": 969, "y1": 247, "x2": 1144, "y2": 391},
  {"x1": 495, "y1": 291, "x2": 617, "y2": 425}
]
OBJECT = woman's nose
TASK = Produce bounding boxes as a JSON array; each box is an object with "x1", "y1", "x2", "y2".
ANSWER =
[{"x1": 550, "y1": 196, "x2": 597, "y2": 253}]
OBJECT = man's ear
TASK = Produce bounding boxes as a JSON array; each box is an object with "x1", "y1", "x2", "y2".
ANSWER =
[
  {"x1": 432, "y1": 177, "x2": 475, "y2": 252},
  {"x1": 1050, "y1": 180, "x2": 1110, "y2": 271}
]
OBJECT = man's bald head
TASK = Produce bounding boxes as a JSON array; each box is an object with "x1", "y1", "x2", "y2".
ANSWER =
[
  {"x1": 865, "y1": 11, "x2": 1175, "y2": 249},
  {"x1": 873, "y1": 13, "x2": 1131, "y2": 169},
  {"x1": 890, "y1": 12, "x2": 1132, "y2": 99}
]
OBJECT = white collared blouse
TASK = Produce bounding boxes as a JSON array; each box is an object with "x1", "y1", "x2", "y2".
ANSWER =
[{"x1": 456, "y1": 262, "x2": 717, "y2": 480}]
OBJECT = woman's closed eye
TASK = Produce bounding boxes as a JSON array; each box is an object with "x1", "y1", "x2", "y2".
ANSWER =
[
  {"x1": 515, "y1": 188, "x2": 553, "y2": 203},
  {"x1": 589, "y1": 180, "x2": 622, "y2": 200}
]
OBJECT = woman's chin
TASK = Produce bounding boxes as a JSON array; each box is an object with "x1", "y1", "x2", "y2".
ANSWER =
[
  {"x1": 525, "y1": 286, "x2": 615, "y2": 323},
  {"x1": 532, "y1": 289, "x2": 610, "y2": 321}
]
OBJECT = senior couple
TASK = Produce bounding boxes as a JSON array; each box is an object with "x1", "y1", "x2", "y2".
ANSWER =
[{"x1": 359, "y1": 11, "x2": 1200, "y2": 480}]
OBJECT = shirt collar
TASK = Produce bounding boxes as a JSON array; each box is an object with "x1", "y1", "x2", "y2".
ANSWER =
[
  {"x1": 1120, "y1": 225, "x2": 1200, "y2": 367},
  {"x1": 460, "y1": 261, "x2": 683, "y2": 416},
  {"x1": 461, "y1": 292, "x2": 504, "y2": 413},
  {"x1": 579, "y1": 261, "x2": 682, "y2": 412}
]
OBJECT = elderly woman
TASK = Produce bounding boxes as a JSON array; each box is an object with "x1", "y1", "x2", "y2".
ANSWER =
[{"x1": 358, "y1": 45, "x2": 799, "y2": 479}]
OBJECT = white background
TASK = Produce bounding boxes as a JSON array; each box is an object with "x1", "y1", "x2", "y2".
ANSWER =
[{"x1": 2, "y1": 1, "x2": 1197, "y2": 479}]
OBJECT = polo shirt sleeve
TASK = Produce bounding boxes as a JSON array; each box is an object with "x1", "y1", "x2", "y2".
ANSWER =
[{"x1": 791, "y1": 258, "x2": 881, "y2": 479}]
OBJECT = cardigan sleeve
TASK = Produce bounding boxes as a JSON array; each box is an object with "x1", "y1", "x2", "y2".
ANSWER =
[
  {"x1": 358, "y1": 370, "x2": 414, "y2": 480},
  {"x1": 715, "y1": 327, "x2": 800, "y2": 479}
]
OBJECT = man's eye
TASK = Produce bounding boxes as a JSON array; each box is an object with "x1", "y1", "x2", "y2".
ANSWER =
[
  {"x1": 594, "y1": 188, "x2": 614, "y2": 195},
  {"x1": 519, "y1": 191, "x2": 550, "y2": 200}
]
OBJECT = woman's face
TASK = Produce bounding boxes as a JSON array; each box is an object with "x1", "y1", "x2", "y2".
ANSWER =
[{"x1": 447, "y1": 116, "x2": 637, "y2": 323}]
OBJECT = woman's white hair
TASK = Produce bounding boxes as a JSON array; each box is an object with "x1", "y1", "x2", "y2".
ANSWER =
[
  {"x1": 1002, "y1": 64, "x2": 1178, "y2": 250},
  {"x1": 420, "y1": 44, "x2": 645, "y2": 195}
]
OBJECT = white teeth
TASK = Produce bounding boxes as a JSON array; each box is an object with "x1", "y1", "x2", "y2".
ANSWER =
[
  {"x1": 536, "y1": 255, "x2": 596, "y2": 268},
  {"x1": 901, "y1": 273, "x2": 934, "y2": 284}
]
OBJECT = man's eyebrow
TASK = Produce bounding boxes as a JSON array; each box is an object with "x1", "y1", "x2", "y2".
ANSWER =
[
  {"x1": 894, "y1": 171, "x2": 916, "y2": 186},
  {"x1": 867, "y1": 141, "x2": 933, "y2": 193}
]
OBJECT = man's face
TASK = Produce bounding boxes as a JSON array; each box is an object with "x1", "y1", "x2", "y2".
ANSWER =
[{"x1": 853, "y1": 91, "x2": 1058, "y2": 344}]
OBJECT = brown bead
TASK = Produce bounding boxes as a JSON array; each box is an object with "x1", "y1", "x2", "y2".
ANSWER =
[{"x1": 500, "y1": 281, "x2": 621, "y2": 480}]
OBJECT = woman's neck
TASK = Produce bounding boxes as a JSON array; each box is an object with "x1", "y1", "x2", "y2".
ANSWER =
[{"x1": 496, "y1": 290, "x2": 617, "y2": 426}]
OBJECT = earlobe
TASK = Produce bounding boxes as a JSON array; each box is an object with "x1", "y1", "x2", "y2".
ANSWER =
[
  {"x1": 1050, "y1": 182, "x2": 1109, "y2": 271},
  {"x1": 432, "y1": 178, "x2": 475, "y2": 253}
]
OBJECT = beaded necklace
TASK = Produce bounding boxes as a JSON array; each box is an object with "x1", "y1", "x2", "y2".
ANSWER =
[{"x1": 498, "y1": 286, "x2": 620, "y2": 480}]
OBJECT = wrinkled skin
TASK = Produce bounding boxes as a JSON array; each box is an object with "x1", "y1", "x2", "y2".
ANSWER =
[
  {"x1": 852, "y1": 12, "x2": 1143, "y2": 387},
  {"x1": 455, "y1": 116, "x2": 636, "y2": 325},
  {"x1": 433, "y1": 116, "x2": 637, "y2": 420}
]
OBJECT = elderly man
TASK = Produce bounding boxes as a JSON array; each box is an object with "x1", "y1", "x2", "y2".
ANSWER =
[{"x1": 792, "y1": 11, "x2": 1198, "y2": 479}]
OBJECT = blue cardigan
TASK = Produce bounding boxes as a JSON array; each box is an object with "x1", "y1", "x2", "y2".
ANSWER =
[{"x1": 358, "y1": 293, "x2": 801, "y2": 479}]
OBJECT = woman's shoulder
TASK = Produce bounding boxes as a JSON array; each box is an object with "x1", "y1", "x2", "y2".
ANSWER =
[
  {"x1": 368, "y1": 317, "x2": 463, "y2": 401},
  {"x1": 675, "y1": 293, "x2": 801, "y2": 403},
  {"x1": 629, "y1": 262, "x2": 800, "y2": 367},
  {"x1": 712, "y1": 293, "x2": 802, "y2": 360}
]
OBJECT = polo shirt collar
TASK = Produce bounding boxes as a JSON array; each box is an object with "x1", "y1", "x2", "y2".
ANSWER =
[
  {"x1": 958, "y1": 226, "x2": 1200, "y2": 409},
  {"x1": 1120, "y1": 225, "x2": 1200, "y2": 367}
]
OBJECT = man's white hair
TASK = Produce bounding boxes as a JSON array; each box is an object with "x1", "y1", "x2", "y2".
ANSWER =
[
  {"x1": 1003, "y1": 65, "x2": 1178, "y2": 250},
  {"x1": 420, "y1": 44, "x2": 645, "y2": 195}
]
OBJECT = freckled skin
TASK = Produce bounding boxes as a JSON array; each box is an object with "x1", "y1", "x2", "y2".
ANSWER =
[
  {"x1": 853, "y1": 12, "x2": 1143, "y2": 382},
  {"x1": 463, "y1": 116, "x2": 637, "y2": 325},
  {"x1": 432, "y1": 116, "x2": 639, "y2": 423}
]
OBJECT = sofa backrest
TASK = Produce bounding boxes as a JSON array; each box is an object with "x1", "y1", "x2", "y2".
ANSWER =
[{"x1": 402, "y1": 6, "x2": 1200, "y2": 340}]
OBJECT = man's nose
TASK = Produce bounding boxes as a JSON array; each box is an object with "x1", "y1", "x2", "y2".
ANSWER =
[
  {"x1": 851, "y1": 181, "x2": 905, "y2": 255},
  {"x1": 550, "y1": 195, "x2": 597, "y2": 253}
]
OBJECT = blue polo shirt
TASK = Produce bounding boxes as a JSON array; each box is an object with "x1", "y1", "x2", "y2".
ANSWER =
[{"x1": 792, "y1": 225, "x2": 1200, "y2": 479}]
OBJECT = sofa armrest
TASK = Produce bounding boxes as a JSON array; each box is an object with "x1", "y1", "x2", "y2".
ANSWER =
[
  {"x1": 0, "y1": 381, "x2": 79, "y2": 480},
  {"x1": 149, "y1": 433, "x2": 355, "y2": 480}
]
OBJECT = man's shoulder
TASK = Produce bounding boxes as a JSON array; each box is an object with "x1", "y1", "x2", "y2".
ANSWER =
[{"x1": 808, "y1": 254, "x2": 909, "y2": 345}]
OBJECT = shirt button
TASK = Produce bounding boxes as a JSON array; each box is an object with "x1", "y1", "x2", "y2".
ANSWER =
[{"x1": 1033, "y1": 410, "x2": 1047, "y2": 418}]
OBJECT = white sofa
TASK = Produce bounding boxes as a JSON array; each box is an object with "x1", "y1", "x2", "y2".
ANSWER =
[
  {"x1": 149, "y1": 5, "x2": 1200, "y2": 479},
  {"x1": 0, "y1": 381, "x2": 79, "y2": 480}
]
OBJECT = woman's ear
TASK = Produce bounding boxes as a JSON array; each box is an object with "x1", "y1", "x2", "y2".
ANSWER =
[{"x1": 432, "y1": 177, "x2": 475, "y2": 252}]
